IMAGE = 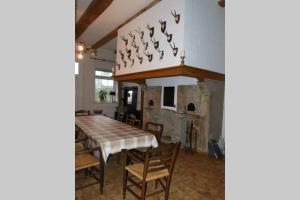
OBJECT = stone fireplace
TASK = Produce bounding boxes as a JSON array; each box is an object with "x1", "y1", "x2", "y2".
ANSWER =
[{"x1": 142, "y1": 80, "x2": 223, "y2": 153}]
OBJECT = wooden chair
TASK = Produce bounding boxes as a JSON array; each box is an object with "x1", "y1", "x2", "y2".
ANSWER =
[
  {"x1": 75, "y1": 110, "x2": 90, "y2": 116},
  {"x1": 117, "y1": 112, "x2": 126, "y2": 122},
  {"x1": 75, "y1": 135, "x2": 88, "y2": 152},
  {"x1": 145, "y1": 122, "x2": 164, "y2": 143},
  {"x1": 126, "y1": 113, "x2": 141, "y2": 128},
  {"x1": 75, "y1": 146, "x2": 104, "y2": 193},
  {"x1": 122, "y1": 142, "x2": 181, "y2": 200},
  {"x1": 93, "y1": 109, "x2": 103, "y2": 115},
  {"x1": 130, "y1": 122, "x2": 164, "y2": 157}
]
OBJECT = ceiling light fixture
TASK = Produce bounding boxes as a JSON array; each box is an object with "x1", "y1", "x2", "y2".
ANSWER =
[{"x1": 75, "y1": 41, "x2": 97, "y2": 59}]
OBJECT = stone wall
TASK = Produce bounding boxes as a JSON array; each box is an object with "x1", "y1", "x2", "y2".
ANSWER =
[
  {"x1": 206, "y1": 79, "x2": 225, "y2": 141},
  {"x1": 143, "y1": 80, "x2": 217, "y2": 152}
]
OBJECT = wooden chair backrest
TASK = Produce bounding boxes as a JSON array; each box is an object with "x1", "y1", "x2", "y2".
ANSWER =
[
  {"x1": 93, "y1": 109, "x2": 103, "y2": 114},
  {"x1": 117, "y1": 112, "x2": 125, "y2": 122},
  {"x1": 143, "y1": 142, "x2": 181, "y2": 180},
  {"x1": 145, "y1": 122, "x2": 164, "y2": 143},
  {"x1": 75, "y1": 110, "x2": 90, "y2": 116}
]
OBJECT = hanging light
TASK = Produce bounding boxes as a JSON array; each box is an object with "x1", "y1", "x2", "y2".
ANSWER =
[
  {"x1": 77, "y1": 52, "x2": 83, "y2": 59},
  {"x1": 77, "y1": 42, "x2": 85, "y2": 52}
]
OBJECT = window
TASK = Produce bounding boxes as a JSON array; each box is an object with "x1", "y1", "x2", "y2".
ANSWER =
[
  {"x1": 161, "y1": 86, "x2": 177, "y2": 111},
  {"x1": 163, "y1": 87, "x2": 175, "y2": 107},
  {"x1": 75, "y1": 62, "x2": 79, "y2": 75},
  {"x1": 95, "y1": 70, "x2": 116, "y2": 103}
]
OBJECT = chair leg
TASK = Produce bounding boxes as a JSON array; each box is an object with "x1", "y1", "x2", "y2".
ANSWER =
[
  {"x1": 155, "y1": 179, "x2": 158, "y2": 189},
  {"x1": 123, "y1": 170, "x2": 128, "y2": 199},
  {"x1": 189, "y1": 130, "x2": 193, "y2": 153},
  {"x1": 141, "y1": 182, "x2": 147, "y2": 200},
  {"x1": 165, "y1": 177, "x2": 171, "y2": 200},
  {"x1": 194, "y1": 132, "x2": 197, "y2": 153}
]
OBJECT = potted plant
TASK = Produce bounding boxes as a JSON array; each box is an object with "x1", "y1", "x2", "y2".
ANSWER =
[{"x1": 98, "y1": 90, "x2": 107, "y2": 101}]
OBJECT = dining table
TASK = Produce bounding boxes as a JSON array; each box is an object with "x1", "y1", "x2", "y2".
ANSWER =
[{"x1": 75, "y1": 114, "x2": 158, "y2": 194}]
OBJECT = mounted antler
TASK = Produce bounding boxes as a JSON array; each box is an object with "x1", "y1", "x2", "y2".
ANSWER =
[
  {"x1": 128, "y1": 31, "x2": 135, "y2": 41},
  {"x1": 116, "y1": 62, "x2": 121, "y2": 70},
  {"x1": 159, "y1": 50, "x2": 164, "y2": 60},
  {"x1": 130, "y1": 58, "x2": 134, "y2": 66},
  {"x1": 121, "y1": 36, "x2": 128, "y2": 45},
  {"x1": 131, "y1": 40, "x2": 136, "y2": 48},
  {"x1": 144, "y1": 52, "x2": 153, "y2": 62},
  {"x1": 146, "y1": 24, "x2": 154, "y2": 38},
  {"x1": 164, "y1": 31, "x2": 172, "y2": 43},
  {"x1": 135, "y1": 27, "x2": 144, "y2": 39},
  {"x1": 135, "y1": 53, "x2": 143, "y2": 64},
  {"x1": 135, "y1": 46, "x2": 139, "y2": 53},
  {"x1": 122, "y1": 59, "x2": 127, "y2": 68},
  {"x1": 141, "y1": 39, "x2": 148, "y2": 51},
  {"x1": 126, "y1": 47, "x2": 131, "y2": 59},
  {"x1": 159, "y1": 20, "x2": 166, "y2": 33},
  {"x1": 171, "y1": 10, "x2": 180, "y2": 24},
  {"x1": 150, "y1": 37, "x2": 159, "y2": 49},
  {"x1": 169, "y1": 42, "x2": 178, "y2": 56},
  {"x1": 119, "y1": 50, "x2": 124, "y2": 60}
]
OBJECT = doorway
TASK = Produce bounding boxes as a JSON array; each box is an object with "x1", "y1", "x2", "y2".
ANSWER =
[{"x1": 123, "y1": 87, "x2": 138, "y2": 114}]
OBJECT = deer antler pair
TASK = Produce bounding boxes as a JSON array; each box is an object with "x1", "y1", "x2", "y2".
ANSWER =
[
  {"x1": 150, "y1": 37, "x2": 159, "y2": 49},
  {"x1": 164, "y1": 31, "x2": 172, "y2": 43},
  {"x1": 144, "y1": 52, "x2": 153, "y2": 62},
  {"x1": 121, "y1": 36, "x2": 128, "y2": 45},
  {"x1": 171, "y1": 10, "x2": 180, "y2": 24},
  {"x1": 135, "y1": 53, "x2": 143, "y2": 64},
  {"x1": 159, "y1": 20, "x2": 166, "y2": 33},
  {"x1": 146, "y1": 24, "x2": 154, "y2": 38},
  {"x1": 169, "y1": 42, "x2": 178, "y2": 57},
  {"x1": 135, "y1": 27, "x2": 144, "y2": 39}
]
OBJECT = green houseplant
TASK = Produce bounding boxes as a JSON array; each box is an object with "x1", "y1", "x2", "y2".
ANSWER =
[{"x1": 98, "y1": 90, "x2": 107, "y2": 101}]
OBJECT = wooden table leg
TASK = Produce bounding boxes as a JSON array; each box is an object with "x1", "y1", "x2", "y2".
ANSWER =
[{"x1": 98, "y1": 147, "x2": 105, "y2": 194}]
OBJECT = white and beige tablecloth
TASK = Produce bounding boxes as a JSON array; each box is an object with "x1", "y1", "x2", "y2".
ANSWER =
[{"x1": 75, "y1": 115, "x2": 158, "y2": 162}]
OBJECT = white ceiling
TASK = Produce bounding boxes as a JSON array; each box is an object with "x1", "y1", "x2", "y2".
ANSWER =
[{"x1": 76, "y1": 0, "x2": 154, "y2": 52}]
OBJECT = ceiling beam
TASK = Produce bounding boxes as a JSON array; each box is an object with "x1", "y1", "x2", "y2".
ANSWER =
[
  {"x1": 76, "y1": 0, "x2": 113, "y2": 40},
  {"x1": 113, "y1": 65, "x2": 225, "y2": 82},
  {"x1": 92, "y1": 0, "x2": 161, "y2": 49},
  {"x1": 218, "y1": 0, "x2": 225, "y2": 7}
]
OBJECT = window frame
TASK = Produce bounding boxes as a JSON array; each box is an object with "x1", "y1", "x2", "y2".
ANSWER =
[
  {"x1": 75, "y1": 62, "x2": 79, "y2": 75},
  {"x1": 161, "y1": 85, "x2": 177, "y2": 111},
  {"x1": 94, "y1": 69, "x2": 116, "y2": 104}
]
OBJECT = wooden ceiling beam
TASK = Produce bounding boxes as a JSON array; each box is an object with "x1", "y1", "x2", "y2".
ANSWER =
[
  {"x1": 218, "y1": 0, "x2": 225, "y2": 7},
  {"x1": 76, "y1": 0, "x2": 113, "y2": 40},
  {"x1": 92, "y1": 0, "x2": 161, "y2": 49},
  {"x1": 113, "y1": 65, "x2": 225, "y2": 82}
]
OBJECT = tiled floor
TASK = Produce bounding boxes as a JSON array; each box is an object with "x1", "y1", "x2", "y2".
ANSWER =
[{"x1": 76, "y1": 150, "x2": 224, "y2": 200}]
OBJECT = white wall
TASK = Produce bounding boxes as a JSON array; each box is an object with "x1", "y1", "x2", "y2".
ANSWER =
[
  {"x1": 116, "y1": 0, "x2": 185, "y2": 75},
  {"x1": 146, "y1": 76, "x2": 197, "y2": 86},
  {"x1": 75, "y1": 48, "x2": 118, "y2": 118},
  {"x1": 116, "y1": 0, "x2": 224, "y2": 75},
  {"x1": 184, "y1": 0, "x2": 225, "y2": 73}
]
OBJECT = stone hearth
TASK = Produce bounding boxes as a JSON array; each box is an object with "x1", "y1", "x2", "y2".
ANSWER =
[{"x1": 142, "y1": 81, "x2": 213, "y2": 153}]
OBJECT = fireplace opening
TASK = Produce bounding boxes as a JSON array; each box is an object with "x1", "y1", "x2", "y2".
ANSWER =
[
  {"x1": 187, "y1": 103, "x2": 195, "y2": 111},
  {"x1": 148, "y1": 100, "x2": 154, "y2": 106}
]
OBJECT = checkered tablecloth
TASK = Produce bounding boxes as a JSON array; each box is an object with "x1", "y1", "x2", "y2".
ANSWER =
[{"x1": 75, "y1": 115, "x2": 158, "y2": 162}]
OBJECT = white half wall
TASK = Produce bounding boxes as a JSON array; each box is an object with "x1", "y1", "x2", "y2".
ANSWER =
[
  {"x1": 184, "y1": 0, "x2": 225, "y2": 73},
  {"x1": 116, "y1": 0, "x2": 185, "y2": 75}
]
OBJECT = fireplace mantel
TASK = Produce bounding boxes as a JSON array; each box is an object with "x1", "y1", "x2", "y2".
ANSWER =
[{"x1": 113, "y1": 65, "x2": 225, "y2": 83}]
